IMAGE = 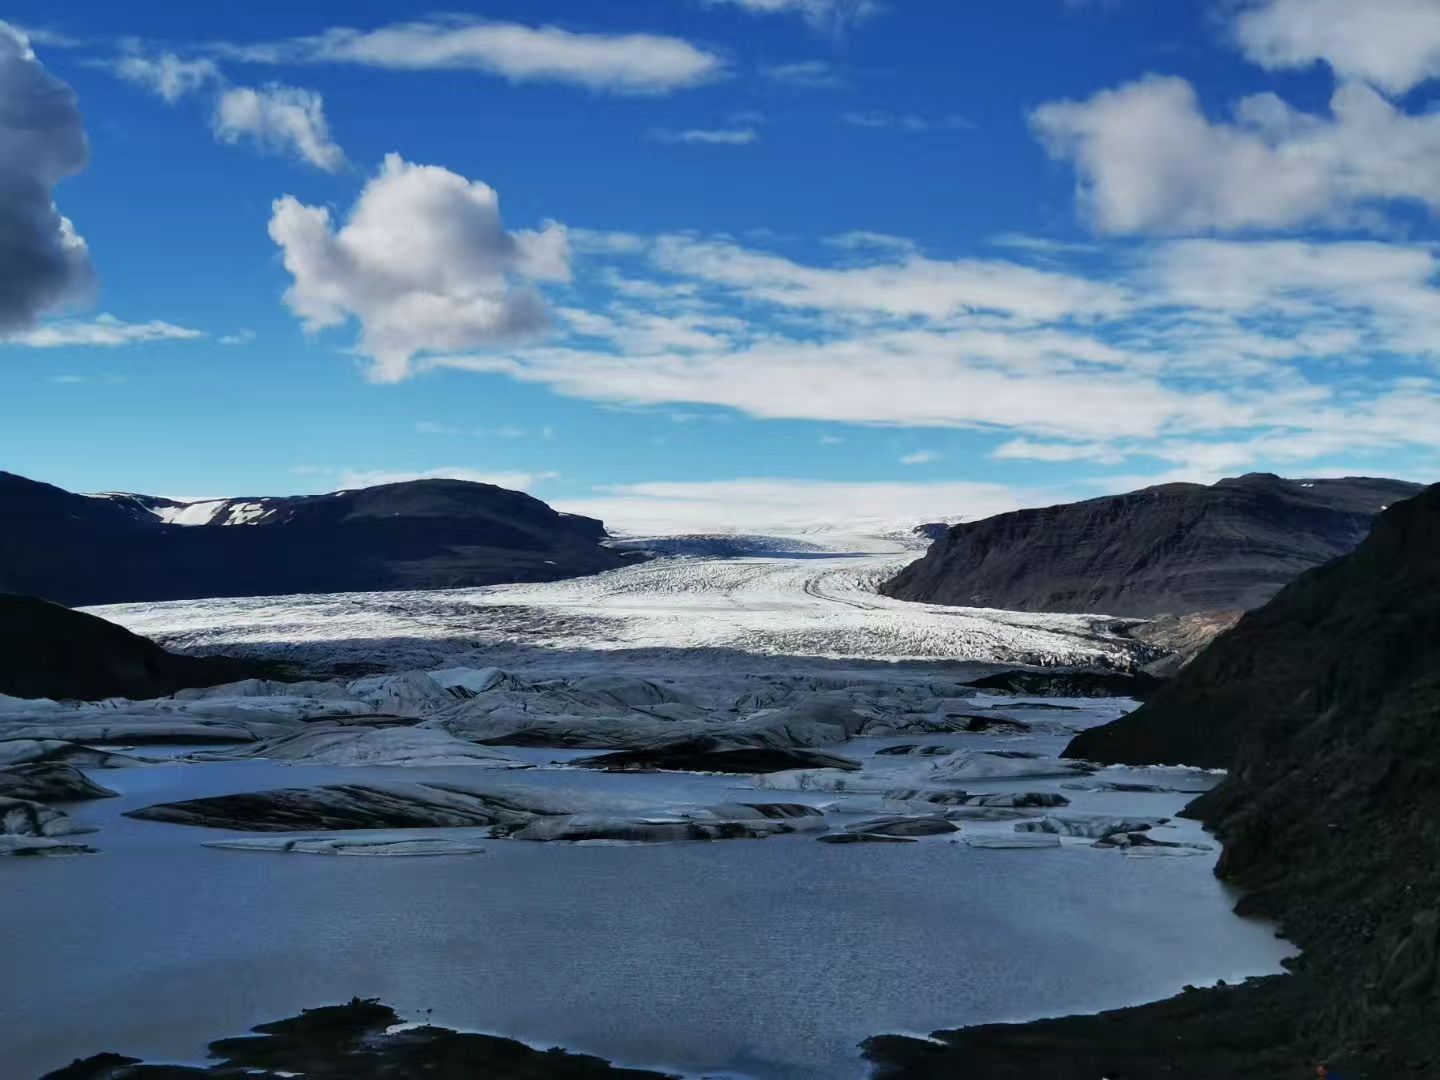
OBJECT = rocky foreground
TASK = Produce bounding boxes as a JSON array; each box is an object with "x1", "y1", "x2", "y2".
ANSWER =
[
  {"x1": 868, "y1": 483, "x2": 1440, "y2": 1078},
  {"x1": 42, "y1": 999, "x2": 674, "y2": 1079}
]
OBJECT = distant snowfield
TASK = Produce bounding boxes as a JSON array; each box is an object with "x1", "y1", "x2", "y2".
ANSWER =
[{"x1": 89, "y1": 533, "x2": 1144, "y2": 673}]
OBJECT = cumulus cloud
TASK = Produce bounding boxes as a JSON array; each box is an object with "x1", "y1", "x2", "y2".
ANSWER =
[
  {"x1": 1032, "y1": 74, "x2": 1440, "y2": 233},
  {"x1": 557, "y1": 478, "x2": 1032, "y2": 536},
  {"x1": 1233, "y1": 0, "x2": 1440, "y2": 96},
  {"x1": 4, "y1": 314, "x2": 203, "y2": 347},
  {"x1": 705, "y1": 0, "x2": 880, "y2": 34},
  {"x1": 269, "y1": 153, "x2": 570, "y2": 381},
  {"x1": 213, "y1": 84, "x2": 346, "y2": 171},
  {"x1": 214, "y1": 16, "x2": 725, "y2": 95},
  {"x1": 650, "y1": 126, "x2": 758, "y2": 145},
  {"x1": 110, "y1": 51, "x2": 220, "y2": 102},
  {"x1": 0, "y1": 22, "x2": 93, "y2": 333}
]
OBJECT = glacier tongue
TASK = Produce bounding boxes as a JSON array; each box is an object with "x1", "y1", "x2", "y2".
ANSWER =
[{"x1": 83, "y1": 537, "x2": 1149, "y2": 674}]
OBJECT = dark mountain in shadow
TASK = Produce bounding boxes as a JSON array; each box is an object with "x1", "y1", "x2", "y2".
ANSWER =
[
  {"x1": 867, "y1": 484, "x2": 1440, "y2": 1078},
  {"x1": 0, "y1": 471, "x2": 633, "y2": 606},
  {"x1": 880, "y1": 473, "x2": 1420, "y2": 617},
  {"x1": 0, "y1": 595, "x2": 264, "y2": 700}
]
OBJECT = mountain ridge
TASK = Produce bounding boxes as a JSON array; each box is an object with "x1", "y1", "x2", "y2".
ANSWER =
[
  {"x1": 880, "y1": 472, "x2": 1422, "y2": 617},
  {"x1": 0, "y1": 471, "x2": 631, "y2": 606}
]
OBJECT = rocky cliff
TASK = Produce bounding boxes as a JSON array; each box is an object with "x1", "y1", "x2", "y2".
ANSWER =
[{"x1": 880, "y1": 473, "x2": 1419, "y2": 617}]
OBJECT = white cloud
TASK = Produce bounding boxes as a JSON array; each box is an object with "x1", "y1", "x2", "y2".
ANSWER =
[
  {"x1": 0, "y1": 22, "x2": 93, "y2": 333},
  {"x1": 269, "y1": 153, "x2": 570, "y2": 382},
  {"x1": 4, "y1": 313, "x2": 203, "y2": 347},
  {"x1": 704, "y1": 0, "x2": 880, "y2": 34},
  {"x1": 219, "y1": 329, "x2": 255, "y2": 346},
  {"x1": 557, "y1": 478, "x2": 1034, "y2": 536},
  {"x1": 650, "y1": 126, "x2": 758, "y2": 145},
  {"x1": 644, "y1": 233, "x2": 1133, "y2": 321},
  {"x1": 432, "y1": 329, "x2": 1244, "y2": 441},
  {"x1": 899, "y1": 450, "x2": 939, "y2": 465},
  {"x1": 215, "y1": 16, "x2": 725, "y2": 95},
  {"x1": 310, "y1": 218, "x2": 1440, "y2": 481},
  {"x1": 762, "y1": 60, "x2": 845, "y2": 88},
  {"x1": 334, "y1": 467, "x2": 558, "y2": 492},
  {"x1": 111, "y1": 51, "x2": 220, "y2": 102},
  {"x1": 1032, "y1": 74, "x2": 1440, "y2": 233},
  {"x1": 213, "y1": 84, "x2": 346, "y2": 171},
  {"x1": 1143, "y1": 239, "x2": 1440, "y2": 361},
  {"x1": 842, "y1": 110, "x2": 975, "y2": 132},
  {"x1": 558, "y1": 305, "x2": 741, "y2": 353},
  {"x1": 104, "y1": 48, "x2": 344, "y2": 171},
  {"x1": 991, "y1": 438, "x2": 1127, "y2": 465},
  {"x1": 1233, "y1": 0, "x2": 1440, "y2": 96}
]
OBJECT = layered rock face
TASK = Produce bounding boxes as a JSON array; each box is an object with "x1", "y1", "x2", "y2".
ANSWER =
[
  {"x1": 868, "y1": 483, "x2": 1440, "y2": 1078},
  {"x1": 881, "y1": 473, "x2": 1418, "y2": 617},
  {"x1": 0, "y1": 471, "x2": 630, "y2": 606},
  {"x1": 0, "y1": 595, "x2": 261, "y2": 701}
]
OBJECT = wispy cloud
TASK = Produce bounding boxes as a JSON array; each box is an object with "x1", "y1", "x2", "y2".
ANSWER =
[
  {"x1": 103, "y1": 47, "x2": 344, "y2": 171},
  {"x1": 410, "y1": 226, "x2": 1440, "y2": 482},
  {"x1": 649, "y1": 126, "x2": 759, "y2": 145},
  {"x1": 4, "y1": 314, "x2": 203, "y2": 348},
  {"x1": 842, "y1": 110, "x2": 976, "y2": 132},
  {"x1": 704, "y1": 0, "x2": 881, "y2": 35},
  {"x1": 212, "y1": 84, "x2": 346, "y2": 171},
  {"x1": 899, "y1": 450, "x2": 940, "y2": 465},
  {"x1": 762, "y1": 60, "x2": 846, "y2": 88},
  {"x1": 209, "y1": 16, "x2": 726, "y2": 95}
]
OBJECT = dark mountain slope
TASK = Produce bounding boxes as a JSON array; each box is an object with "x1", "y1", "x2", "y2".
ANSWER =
[
  {"x1": 1065, "y1": 482, "x2": 1440, "y2": 768},
  {"x1": 880, "y1": 473, "x2": 1419, "y2": 617},
  {"x1": 867, "y1": 485, "x2": 1440, "y2": 1078},
  {"x1": 0, "y1": 595, "x2": 261, "y2": 700},
  {"x1": 0, "y1": 472, "x2": 630, "y2": 606}
]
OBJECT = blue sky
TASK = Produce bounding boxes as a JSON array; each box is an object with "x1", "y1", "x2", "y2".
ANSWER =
[{"x1": 2, "y1": 0, "x2": 1439, "y2": 532}]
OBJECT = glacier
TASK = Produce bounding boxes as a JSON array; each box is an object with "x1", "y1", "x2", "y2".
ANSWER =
[{"x1": 1, "y1": 534, "x2": 1290, "y2": 1079}]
